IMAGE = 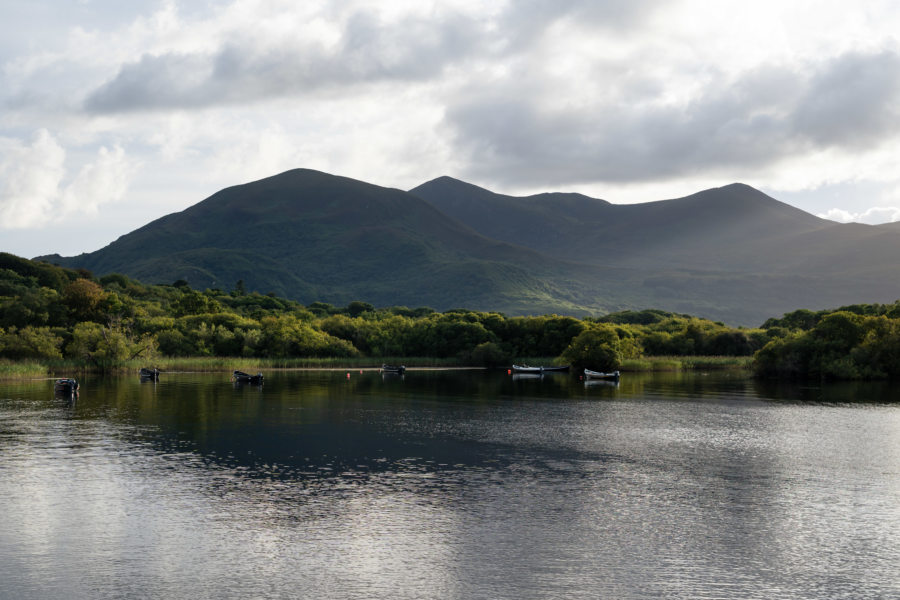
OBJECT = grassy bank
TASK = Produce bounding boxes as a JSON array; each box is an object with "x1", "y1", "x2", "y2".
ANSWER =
[
  {"x1": 0, "y1": 360, "x2": 49, "y2": 378},
  {"x1": 620, "y1": 356, "x2": 752, "y2": 372},
  {"x1": 1, "y1": 355, "x2": 753, "y2": 379},
  {"x1": 19, "y1": 356, "x2": 475, "y2": 376},
  {"x1": 147, "y1": 356, "x2": 474, "y2": 371}
]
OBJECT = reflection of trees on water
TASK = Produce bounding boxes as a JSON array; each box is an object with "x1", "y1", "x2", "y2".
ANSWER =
[
  {"x1": 752, "y1": 378, "x2": 899, "y2": 404},
  {"x1": 53, "y1": 371, "x2": 900, "y2": 497},
  {"x1": 75, "y1": 372, "x2": 517, "y2": 481},
  {"x1": 59, "y1": 371, "x2": 634, "y2": 489}
]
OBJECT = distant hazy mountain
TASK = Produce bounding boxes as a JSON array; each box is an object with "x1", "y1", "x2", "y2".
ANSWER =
[
  {"x1": 877, "y1": 221, "x2": 900, "y2": 232},
  {"x1": 410, "y1": 177, "x2": 835, "y2": 269},
  {"x1": 37, "y1": 169, "x2": 900, "y2": 325},
  {"x1": 411, "y1": 177, "x2": 900, "y2": 278}
]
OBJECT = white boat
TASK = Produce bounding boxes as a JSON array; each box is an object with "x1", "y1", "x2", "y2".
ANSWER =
[
  {"x1": 584, "y1": 369, "x2": 620, "y2": 380},
  {"x1": 512, "y1": 364, "x2": 570, "y2": 373}
]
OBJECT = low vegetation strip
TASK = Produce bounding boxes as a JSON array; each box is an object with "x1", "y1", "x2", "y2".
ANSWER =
[
  {"x1": 0, "y1": 360, "x2": 48, "y2": 379},
  {"x1": 620, "y1": 356, "x2": 752, "y2": 372}
]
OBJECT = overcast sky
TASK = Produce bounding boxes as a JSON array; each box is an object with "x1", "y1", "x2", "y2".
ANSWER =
[{"x1": 3, "y1": 0, "x2": 900, "y2": 258}]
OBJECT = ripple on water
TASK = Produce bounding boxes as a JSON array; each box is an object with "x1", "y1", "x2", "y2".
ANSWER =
[{"x1": 2, "y1": 372, "x2": 900, "y2": 599}]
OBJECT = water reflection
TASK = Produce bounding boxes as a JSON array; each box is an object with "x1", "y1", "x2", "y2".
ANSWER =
[{"x1": 1, "y1": 371, "x2": 900, "y2": 599}]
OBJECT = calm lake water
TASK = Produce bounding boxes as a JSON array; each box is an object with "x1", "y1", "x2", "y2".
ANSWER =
[{"x1": 2, "y1": 370, "x2": 900, "y2": 599}]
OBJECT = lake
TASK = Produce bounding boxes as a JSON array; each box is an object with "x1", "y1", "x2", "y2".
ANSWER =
[{"x1": 1, "y1": 369, "x2": 899, "y2": 599}]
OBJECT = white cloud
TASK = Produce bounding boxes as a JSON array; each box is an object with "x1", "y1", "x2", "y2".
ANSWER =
[
  {"x1": 0, "y1": 129, "x2": 65, "y2": 228},
  {"x1": 0, "y1": 130, "x2": 135, "y2": 229},
  {"x1": 818, "y1": 206, "x2": 900, "y2": 224},
  {"x1": 61, "y1": 144, "x2": 137, "y2": 216}
]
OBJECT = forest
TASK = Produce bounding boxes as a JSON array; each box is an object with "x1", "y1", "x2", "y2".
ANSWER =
[{"x1": 2, "y1": 252, "x2": 899, "y2": 379}]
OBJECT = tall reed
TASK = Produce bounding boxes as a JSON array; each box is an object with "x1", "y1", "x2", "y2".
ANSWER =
[{"x1": 0, "y1": 360, "x2": 48, "y2": 378}]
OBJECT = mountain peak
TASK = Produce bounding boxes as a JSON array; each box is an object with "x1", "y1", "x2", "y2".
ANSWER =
[
  {"x1": 669, "y1": 182, "x2": 828, "y2": 225},
  {"x1": 718, "y1": 182, "x2": 758, "y2": 192},
  {"x1": 410, "y1": 175, "x2": 496, "y2": 198}
]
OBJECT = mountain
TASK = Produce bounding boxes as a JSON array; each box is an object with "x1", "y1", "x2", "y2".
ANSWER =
[
  {"x1": 39, "y1": 169, "x2": 609, "y2": 314},
  {"x1": 410, "y1": 178, "x2": 835, "y2": 269},
  {"x1": 410, "y1": 177, "x2": 900, "y2": 322},
  {"x1": 37, "y1": 169, "x2": 900, "y2": 326},
  {"x1": 877, "y1": 221, "x2": 900, "y2": 233}
]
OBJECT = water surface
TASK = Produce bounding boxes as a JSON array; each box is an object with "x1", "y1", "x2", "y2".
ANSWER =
[{"x1": 1, "y1": 370, "x2": 899, "y2": 599}]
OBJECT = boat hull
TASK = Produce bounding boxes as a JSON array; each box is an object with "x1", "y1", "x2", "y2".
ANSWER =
[
  {"x1": 584, "y1": 369, "x2": 620, "y2": 380},
  {"x1": 512, "y1": 365, "x2": 570, "y2": 373},
  {"x1": 54, "y1": 378, "x2": 79, "y2": 395},
  {"x1": 232, "y1": 370, "x2": 264, "y2": 384}
]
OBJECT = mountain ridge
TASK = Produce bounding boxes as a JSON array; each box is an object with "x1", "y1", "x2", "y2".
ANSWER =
[
  {"x1": 36, "y1": 168, "x2": 900, "y2": 325},
  {"x1": 410, "y1": 178, "x2": 835, "y2": 268},
  {"x1": 39, "y1": 169, "x2": 604, "y2": 315}
]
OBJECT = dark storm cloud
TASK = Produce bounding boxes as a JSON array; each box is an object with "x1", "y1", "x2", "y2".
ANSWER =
[
  {"x1": 792, "y1": 51, "x2": 900, "y2": 147},
  {"x1": 85, "y1": 52, "x2": 215, "y2": 111},
  {"x1": 444, "y1": 50, "x2": 900, "y2": 186},
  {"x1": 83, "y1": 0, "x2": 661, "y2": 113},
  {"x1": 84, "y1": 8, "x2": 487, "y2": 112}
]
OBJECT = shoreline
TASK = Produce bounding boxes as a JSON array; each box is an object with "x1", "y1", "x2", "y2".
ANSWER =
[{"x1": 1, "y1": 356, "x2": 753, "y2": 380}]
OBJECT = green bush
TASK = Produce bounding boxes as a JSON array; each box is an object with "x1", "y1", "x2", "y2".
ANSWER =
[{"x1": 560, "y1": 326, "x2": 622, "y2": 371}]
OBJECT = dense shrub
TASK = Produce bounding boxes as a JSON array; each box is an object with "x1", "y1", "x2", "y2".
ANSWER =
[{"x1": 560, "y1": 326, "x2": 623, "y2": 371}]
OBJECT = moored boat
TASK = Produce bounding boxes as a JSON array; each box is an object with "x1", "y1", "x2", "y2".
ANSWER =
[
  {"x1": 381, "y1": 364, "x2": 406, "y2": 374},
  {"x1": 512, "y1": 364, "x2": 570, "y2": 373},
  {"x1": 584, "y1": 368, "x2": 620, "y2": 381},
  {"x1": 233, "y1": 370, "x2": 264, "y2": 384},
  {"x1": 139, "y1": 367, "x2": 160, "y2": 381},
  {"x1": 54, "y1": 378, "x2": 79, "y2": 395}
]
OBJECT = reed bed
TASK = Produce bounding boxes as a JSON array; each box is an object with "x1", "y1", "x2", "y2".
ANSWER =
[
  {"x1": 40, "y1": 356, "x2": 477, "y2": 374},
  {"x1": 3, "y1": 355, "x2": 752, "y2": 376},
  {"x1": 621, "y1": 356, "x2": 752, "y2": 371},
  {"x1": 0, "y1": 360, "x2": 48, "y2": 379}
]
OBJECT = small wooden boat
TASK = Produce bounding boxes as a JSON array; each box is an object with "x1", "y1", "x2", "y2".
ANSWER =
[
  {"x1": 584, "y1": 368, "x2": 620, "y2": 381},
  {"x1": 381, "y1": 364, "x2": 406, "y2": 375},
  {"x1": 139, "y1": 367, "x2": 160, "y2": 381},
  {"x1": 233, "y1": 370, "x2": 264, "y2": 384},
  {"x1": 512, "y1": 364, "x2": 570, "y2": 373},
  {"x1": 54, "y1": 378, "x2": 79, "y2": 395}
]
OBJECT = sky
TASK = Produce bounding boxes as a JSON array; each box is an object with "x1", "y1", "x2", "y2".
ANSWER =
[{"x1": 4, "y1": 0, "x2": 900, "y2": 258}]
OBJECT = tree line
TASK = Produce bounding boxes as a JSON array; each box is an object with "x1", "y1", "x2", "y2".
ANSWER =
[
  {"x1": 2, "y1": 252, "x2": 899, "y2": 378},
  {"x1": 754, "y1": 305, "x2": 900, "y2": 379}
]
